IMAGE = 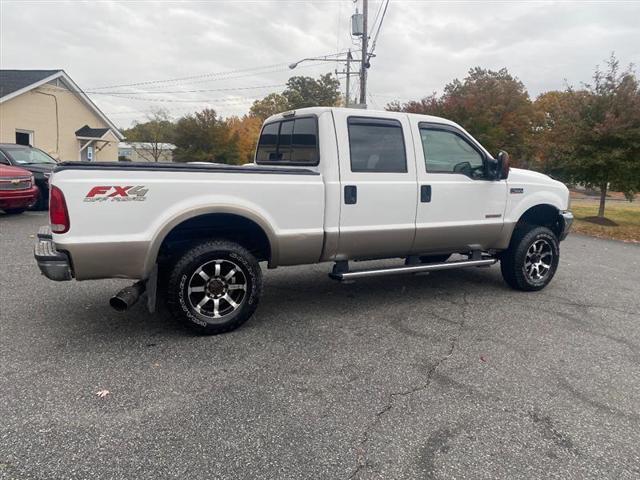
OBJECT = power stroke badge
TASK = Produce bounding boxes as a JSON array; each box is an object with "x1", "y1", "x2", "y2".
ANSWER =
[{"x1": 84, "y1": 186, "x2": 148, "y2": 202}]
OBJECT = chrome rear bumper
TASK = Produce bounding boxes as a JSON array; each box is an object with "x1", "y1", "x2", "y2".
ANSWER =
[{"x1": 34, "y1": 226, "x2": 73, "y2": 281}]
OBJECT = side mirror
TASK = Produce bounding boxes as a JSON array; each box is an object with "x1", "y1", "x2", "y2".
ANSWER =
[{"x1": 496, "y1": 151, "x2": 510, "y2": 180}]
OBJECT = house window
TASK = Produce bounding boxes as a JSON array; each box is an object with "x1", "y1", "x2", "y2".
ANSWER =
[{"x1": 15, "y1": 130, "x2": 34, "y2": 146}]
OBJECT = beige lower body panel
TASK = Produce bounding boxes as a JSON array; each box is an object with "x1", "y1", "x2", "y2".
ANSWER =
[
  {"x1": 494, "y1": 222, "x2": 517, "y2": 250},
  {"x1": 412, "y1": 221, "x2": 516, "y2": 255},
  {"x1": 58, "y1": 223, "x2": 516, "y2": 281},
  {"x1": 275, "y1": 231, "x2": 325, "y2": 266},
  {"x1": 59, "y1": 241, "x2": 150, "y2": 280},
  {"x1": 333, "y1": 226, "x2": 415, "y2": 261}
]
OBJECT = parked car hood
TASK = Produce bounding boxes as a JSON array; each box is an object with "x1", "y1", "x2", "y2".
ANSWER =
[
  {"x1": 0, "y1": 164, "x2": 32, "y2": 178},
  {"x1": 18, "y1": 163, "x2": 56, "y2": 174}
]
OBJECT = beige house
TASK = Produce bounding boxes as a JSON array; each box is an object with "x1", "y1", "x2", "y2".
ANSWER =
[{"x1": 0, "y1": 70, "x2": 123, "y2": 161}]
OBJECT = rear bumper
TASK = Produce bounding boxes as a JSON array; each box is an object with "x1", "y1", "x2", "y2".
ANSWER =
[
  {"x1": 559, "y1": 211, "x2": 574, "y2": 241},
  {"x1": 34, "y1": 227, "x2": 73, "y2": 281}
]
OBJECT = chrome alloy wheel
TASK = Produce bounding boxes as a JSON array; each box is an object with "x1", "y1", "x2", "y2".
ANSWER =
[
  {"x1": 187, "y1": 259, "x2": 247, "y2": 319},
  {"x1": 524, "y1": 239, "x2": 553, "y2": 282}
]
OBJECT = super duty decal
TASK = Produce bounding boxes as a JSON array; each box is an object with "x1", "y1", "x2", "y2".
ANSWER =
[{"x1": 84, "y1": 186, "x2": 148, "y2": 202}]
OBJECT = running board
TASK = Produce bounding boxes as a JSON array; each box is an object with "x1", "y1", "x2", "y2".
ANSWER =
[{"x1": 329, "y1": 258, "x2": 497, "y2": 281}]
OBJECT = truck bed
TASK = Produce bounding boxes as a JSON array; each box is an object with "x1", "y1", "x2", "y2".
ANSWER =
[{"x1": 49, "y1": 161, "x2": 326, "y2": 280}]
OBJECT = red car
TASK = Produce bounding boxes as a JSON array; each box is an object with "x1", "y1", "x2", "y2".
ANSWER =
[{"x1": 0, "y1": 164, "x2": 38, "y2": 214}]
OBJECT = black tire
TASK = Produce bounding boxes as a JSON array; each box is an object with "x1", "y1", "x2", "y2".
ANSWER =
[
  {"x1": 500, "y1": 225, "x2": 559, "y2": 291},
  {"x1": 3, "y1": 208, "x2": 26, "y2": 214},
  {"x1": 166, "y1": 240, "x2": 263, "y2": 334},
  {"x1": 419, "y1": 254, "x2": 451, "y2": 264}
]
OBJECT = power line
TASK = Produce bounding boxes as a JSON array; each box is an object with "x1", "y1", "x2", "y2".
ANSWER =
[
  {"x1": 87, "y1": 83, "x2": 287, "y2": 96},
  {"x1": 84, "y1": 62, "x2": 332, "y2": 93},
  {"x1": 88, "y1": 62, "x2": 289, "y2": 90},
  {"x1": 91, "y1": 94, "x2": 262, "y2": 104},
  {"x1": 370, "y1": 0, "x2": 384, "y2": 37},
  {"x1": 368, "y1": 0, "x2": 390, "y2": 62},
  {"x1": 88, "y1": 52, "x2": 350, "y2": 90}
]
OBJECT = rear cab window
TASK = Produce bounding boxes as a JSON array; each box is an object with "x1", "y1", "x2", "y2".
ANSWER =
[{"x1": 255, "y1": 116, "x2": 319, "y2": 166}]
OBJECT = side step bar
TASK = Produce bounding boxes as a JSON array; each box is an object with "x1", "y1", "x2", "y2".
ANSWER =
[{"x1": 329, "y1": 258, "x2": 497, "y2": 281}]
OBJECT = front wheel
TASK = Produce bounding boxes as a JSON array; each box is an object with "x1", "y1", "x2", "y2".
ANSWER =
[
  {"x1": 500, "y1": 226, "x2": 559, "y2": 291},
  {"x1": 166, "y1": 240, "x2": 263, "y2": 334}
]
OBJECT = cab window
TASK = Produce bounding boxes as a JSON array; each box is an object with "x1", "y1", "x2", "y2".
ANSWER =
[
  {"x1": 348, "y1": 117, "x2": 407, "y2": 173},
  {"x1": 420, "y1": 127, "x2": 485, "y2": 178}
]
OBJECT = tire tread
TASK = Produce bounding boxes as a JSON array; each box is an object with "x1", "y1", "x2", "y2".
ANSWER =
[{"x1": 166, "y1": 240, "x2": 262, "y2": 334}]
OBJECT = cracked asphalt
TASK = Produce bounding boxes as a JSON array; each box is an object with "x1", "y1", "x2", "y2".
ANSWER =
[{"x1": 1, "y1": 211, "x2": 639, "y2": 479}]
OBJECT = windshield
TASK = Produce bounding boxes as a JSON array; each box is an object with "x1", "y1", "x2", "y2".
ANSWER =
[{"x1": 3, "y1": 146, "x2": 57, "y2": 165}]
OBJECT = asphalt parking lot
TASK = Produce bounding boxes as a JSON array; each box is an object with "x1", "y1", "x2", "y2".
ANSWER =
[{"x1": 1, "y1": 211, "x2": 639, "y2": 480}]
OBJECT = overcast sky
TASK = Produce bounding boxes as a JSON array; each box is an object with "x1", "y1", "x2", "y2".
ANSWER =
[{"x1": 2, "y1": 0, "x2": 639, "y2": 127}]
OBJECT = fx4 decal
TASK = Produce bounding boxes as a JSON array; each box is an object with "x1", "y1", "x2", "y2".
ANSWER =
[{"x1": 84, "y1": 185, "x2": 148, "y2": 202}]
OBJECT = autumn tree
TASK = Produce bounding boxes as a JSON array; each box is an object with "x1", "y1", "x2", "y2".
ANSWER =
[
  {"x1": 249, "y1": 73, "x2": 341, "y2": 121},
  {"x1": 173, "y1": 108, "x2": 240, "y2": 164},
  {"x1": 249, "y1": 93, "x2": 290, "y2": 121},
  {"x1": 225, "y1": 115, "x2": 263, "y2": 163},
  {"x1": 122, "y1": 108, "x2": 176, "y2": 162},
  {"x1": 283, "y1": 73, "x2": 341, "y2": 109},
  {"x1": 387, "y1": 68, "x2": 535, "y2": 166},
  {"x1": 552, "y1": 55, "x2": 640, "y2": 216},
  {"x1": 532, "y1": 90, "x2": 586, "y2": 175}
]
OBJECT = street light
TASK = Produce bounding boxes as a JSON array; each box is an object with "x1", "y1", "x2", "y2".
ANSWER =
[
  {"x1": 288, "y1": 56, "x2": 350, "y2": 70},
  {"x1": 289, "y1": 53, "x2": 358, "y2": 107}
]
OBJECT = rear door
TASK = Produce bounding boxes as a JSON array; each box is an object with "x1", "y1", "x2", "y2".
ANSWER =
[
  {"x1": 333, "y1": 110, "x2": 417, "y2": 259},
  {"x1": 411, "y1": 121, "x2": 507, "y2": 253}
]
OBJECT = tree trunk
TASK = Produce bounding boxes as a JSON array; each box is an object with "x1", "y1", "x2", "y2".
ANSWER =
[{"x1": 598, "y1": 182, "x2": 607, "y2": 218}]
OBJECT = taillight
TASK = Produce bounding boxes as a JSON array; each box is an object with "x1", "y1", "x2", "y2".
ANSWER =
[{"x1": 49, "y1": 185, "x2": 70, "y2": 233}]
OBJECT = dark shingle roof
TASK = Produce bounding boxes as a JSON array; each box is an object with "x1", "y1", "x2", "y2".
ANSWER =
[
  {"x1": 75, "y1": 125, "x2": 110, "y2": 138},
  {"x1": 0, "y1": 70, "x2": 62, "y2": 98}
]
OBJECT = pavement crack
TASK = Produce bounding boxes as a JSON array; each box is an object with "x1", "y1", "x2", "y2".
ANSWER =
[{"x1": 347, "y1": 293, "x2": 469, "y2": 479}]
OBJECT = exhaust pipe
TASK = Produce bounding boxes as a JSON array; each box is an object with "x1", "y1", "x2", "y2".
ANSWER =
[{"x1": 110, "y1": 280, "x2": 146, "y2": 312}]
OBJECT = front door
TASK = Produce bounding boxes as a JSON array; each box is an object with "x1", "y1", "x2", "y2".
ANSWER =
[
  {"x1": 334, "y1": 111, "x2": 418, "y2": 259},
  {"x1": 412, "y1": 122, "x2": 507, "y2": 254}
]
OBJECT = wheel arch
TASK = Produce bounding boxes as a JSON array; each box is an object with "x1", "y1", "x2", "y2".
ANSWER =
[
  {"x1": 514, "y1": 203, "x2": 565, "y2": 239},
  {"x1": 144, "y1": 206, "x2": 279, "y2": 274}
]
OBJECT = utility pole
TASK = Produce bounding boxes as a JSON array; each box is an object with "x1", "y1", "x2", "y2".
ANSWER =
[
  {"x1": 335, "y1": 49, "x2": 356, "y2": 107},
  {"x1": 359, "y1": 0, "x2": 368, "y2": 105},
  {"x1": 345, "y1": 50, "x2": 351, "y2": 107}
]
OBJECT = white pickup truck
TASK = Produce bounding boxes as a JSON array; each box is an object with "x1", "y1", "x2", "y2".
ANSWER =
[{"x1": 35, "y1": 107, "x2": 573, "y2": 334}]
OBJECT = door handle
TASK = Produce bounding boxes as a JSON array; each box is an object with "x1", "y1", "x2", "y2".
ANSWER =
[
  {"x1": 420, "y1": 185, "x2": 432, "y2": 203},
  {"x1": 344, "y1": 185, "x2": 357, "y2": 205}
]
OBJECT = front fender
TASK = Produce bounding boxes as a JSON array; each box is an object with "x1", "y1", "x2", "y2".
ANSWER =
[{"x1": 506, "y1": 190, "x2": 567, "y2": 224}]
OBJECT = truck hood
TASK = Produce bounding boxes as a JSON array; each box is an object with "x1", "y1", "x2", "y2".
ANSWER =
[
  {"x1": 0, "y1": 164, "x2": 32, "y2": 177},
  {"x1": 508, "y1": 168, "x2": 558, "y2": 185}
]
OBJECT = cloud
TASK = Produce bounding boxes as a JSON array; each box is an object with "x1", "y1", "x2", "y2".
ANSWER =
[{"x1": 1, "y1": 0, "x2": 638, "y2": 125}]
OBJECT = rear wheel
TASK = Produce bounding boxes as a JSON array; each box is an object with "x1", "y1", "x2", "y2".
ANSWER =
[
  {"x1": 166, "y1": 240, "x2": 263, "y2": 334},
  {"x1": 500, "y1": 226, "x2": 559, "y2": 291}
]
